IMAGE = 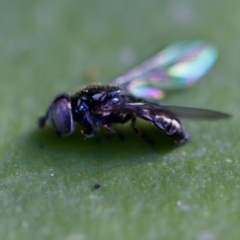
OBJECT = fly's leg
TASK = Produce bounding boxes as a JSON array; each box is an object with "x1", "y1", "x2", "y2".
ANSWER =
[
  {"x1": 81, "y1": 129, "x2": 95, "y2": 138},
  {"x1": 131, "y1": 117, "x2": 155, "y2": 144},
  {"x1": 38, "y1": 115, "x2": 48, "y2": 129},
  {"x1": 103, "y1": 124, "x2": 125, "y2": 141}
]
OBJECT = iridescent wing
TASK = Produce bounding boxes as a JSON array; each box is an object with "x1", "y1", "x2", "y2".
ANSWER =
[
  {"x1": 122, "y1": 103, "x2": 231, "y2": 120},
  {"x1": 99, "y1": 102, "x2": 231, "y2": 122},
  {"x1": 111, "y1": 41, "x2": 218, "y2": 100},
  {"x1": 100, "y1": 102, "x2": 231, "y2": 120}
]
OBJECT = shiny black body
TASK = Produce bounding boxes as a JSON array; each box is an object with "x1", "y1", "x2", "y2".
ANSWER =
[
  {"x1": 71, "y1": 85, "x2": 133, "y2": 129},
  {"x1": 69, "y1": 84, "x2": 189, "y2": 144},
  {"x1": 39, "y1": 84, "x2": 231, "y2": 145}
]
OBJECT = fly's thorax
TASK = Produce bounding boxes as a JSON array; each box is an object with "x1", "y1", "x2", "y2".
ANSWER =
[
  {"x1": 70, "y1": 85, "x2": 123, "y2": 127},
  {"x1": 71, "y1": 85, "x2": 122, "y2": 112}
]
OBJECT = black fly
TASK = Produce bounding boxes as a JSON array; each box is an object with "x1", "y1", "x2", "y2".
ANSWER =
[{"x1": 38, "y1": 41, "x2": 231, "y2": 145}]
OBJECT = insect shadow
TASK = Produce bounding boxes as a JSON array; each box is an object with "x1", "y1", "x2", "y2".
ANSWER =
[{"x1": 27, "y1": 123, "x2": 175, "y2": 171}]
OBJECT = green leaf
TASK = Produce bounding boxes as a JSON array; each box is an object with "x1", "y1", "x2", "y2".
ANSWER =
[{"x1": 0, "y1": 0, "x2": 239, "y2": 239}]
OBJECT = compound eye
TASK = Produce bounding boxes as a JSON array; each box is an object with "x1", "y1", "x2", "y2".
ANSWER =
[{"x1": 48, "y1": 97, "x2": 74, "y2": 137}]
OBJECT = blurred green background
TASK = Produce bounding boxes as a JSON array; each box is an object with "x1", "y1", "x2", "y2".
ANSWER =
[{"x1": 0, "y1": 0, "x2": 240, "y2": 239}]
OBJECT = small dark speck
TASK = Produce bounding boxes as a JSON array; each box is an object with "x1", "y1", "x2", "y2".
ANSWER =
[{"x1": 94, "y1": 184, "x2": 101, "y2": 189}]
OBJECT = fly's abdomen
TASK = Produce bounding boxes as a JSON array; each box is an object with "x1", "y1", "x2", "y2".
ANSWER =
[{"x1": 154, "y1": 115, "x2": 189, "y2": 145}]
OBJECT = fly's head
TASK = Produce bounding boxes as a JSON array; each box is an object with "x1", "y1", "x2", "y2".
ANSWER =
[{"x1": 38, "y1": 94, "x2": 75, "y2": 137}]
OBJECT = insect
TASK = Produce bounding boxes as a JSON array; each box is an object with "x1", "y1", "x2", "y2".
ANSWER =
[{"x1": 38, "y1": 41, "x2": 231, "y2": 145}]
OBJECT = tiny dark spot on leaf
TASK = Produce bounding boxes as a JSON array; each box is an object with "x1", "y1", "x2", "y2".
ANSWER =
[{"x1": 94, "y1": 183, "x2": 101, "y2": 189}]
